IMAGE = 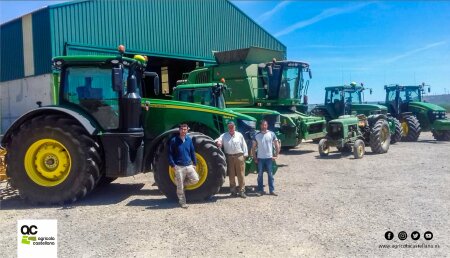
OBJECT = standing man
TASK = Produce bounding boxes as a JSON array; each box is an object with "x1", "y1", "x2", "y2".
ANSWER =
[
  {"x1": 168, "y1": 124, "x2": 199, "y2": 208},
  {"x1": 215, "y1": 121, "x2": 248, "y2": 198},
  {"x1": 252, "y1": 120, "x2": 280, "y2": 196}
]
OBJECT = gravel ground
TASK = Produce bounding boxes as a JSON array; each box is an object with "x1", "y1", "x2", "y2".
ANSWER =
[{"x1": 1, "y1": 132, "x2": 449, "y2": 257}]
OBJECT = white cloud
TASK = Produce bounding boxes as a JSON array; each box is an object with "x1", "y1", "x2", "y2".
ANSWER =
[
  {"x1": 383, "y1": 41, "x2": 447, "y2": 63},
  {"x1": 257, "y1": 1, "x2": 292, "y2": 24},
  {"x1": 275, "y1": 2, "x2": 376, "y2": 37}
]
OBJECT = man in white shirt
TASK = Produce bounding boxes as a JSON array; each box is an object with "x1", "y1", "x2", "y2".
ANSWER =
[
  {"x1": 252, "y1": 120, "x2": 280, "y2": 196},
  {"x1": 215, "y1": 121, "x2": 248, "y2": 198}
]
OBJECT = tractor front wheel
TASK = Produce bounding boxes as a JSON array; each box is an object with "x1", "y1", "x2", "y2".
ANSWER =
[
  {"x1": 7, "y1": 115, "x2": 102, "y2": 205},
  {"x1": 432, "y1": 130, "x2": 450, "y2": 141},
  {"x1": 153, "y1": 132, "x2": 226, "y2": 201},
  {"x1": 369, "y1": 119, "x2": 391, "y2": 154},
  {"x1": 318, "y1": 139, "x2": 330, "y2": 157},
  {"x1": 353, "y1": 140, "x2": 365, "y2": 159},
  {"x1": 401, "y1": 115, "x2": 421, "y2": 141}
]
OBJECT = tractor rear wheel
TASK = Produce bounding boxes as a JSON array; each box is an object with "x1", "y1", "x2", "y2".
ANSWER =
[
  {"x1": 318, "y1": 139, "x2": 330, "y2": 157},
  {"x1": 432, "y1": 130, "x2": 450, "y2": 141},
  {"x1": 353, "y1": 139, "x2": 365, "y2": 159},
  {"x1": 7, "y1": 115, "x2": 101, "y2": 205},
  {"x1": 369, "y1": 119, "x2": 390, "y2": 154},
  {"x1": 153, "y1": 132, "x2": 226, "y2": 201},
  {"x1": 390, "y1": 117, "x2": 403, "y2": 144},
  {"x1": 401, "y1": 115, "x2": 421, "y2": 141}
]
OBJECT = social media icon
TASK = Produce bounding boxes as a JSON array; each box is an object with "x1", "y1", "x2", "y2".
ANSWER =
[
  {"x1": 398, "y1": 231, "x2": 407, "y2": 240},
  {"x1": 411, "y1": 231, "x2": 420, "y2": 240},
  {"x1": 385, "y1": 231, "x2": 394, "y2": 240},
  {"x1": 424, "y1": 231, "x2": 433, "y2": 240}
]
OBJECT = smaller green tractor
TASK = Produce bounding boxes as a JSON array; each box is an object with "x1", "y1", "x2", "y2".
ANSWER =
[
  {"x1": 383, "y1": 83, "x2": 450, "y2": 141},
  {"x1": 311, "y1": 82, "x2": 403, "y2": 144},
  {"x1": 318, "y1": 114, "x2": 391, "y2": 159}
]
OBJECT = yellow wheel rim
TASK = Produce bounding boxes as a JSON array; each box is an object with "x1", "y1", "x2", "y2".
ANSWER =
[
  {"x1": 401, "y1": 121, "x2": 409, "y2": 136},
  {"x1": 358, "y1": 145, "x2": 364, "y2": 156},
  {"x1": 24, "y1": 139, "x2": 71, "y2": 187},
  {"x1": 169, "y1": 153, "x2": 208, "y2": 190}
]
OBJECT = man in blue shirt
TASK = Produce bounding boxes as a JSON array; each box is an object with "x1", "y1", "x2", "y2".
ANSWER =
[{"x1": 168, "y1": 124, "x2": 199, "y2": 208}]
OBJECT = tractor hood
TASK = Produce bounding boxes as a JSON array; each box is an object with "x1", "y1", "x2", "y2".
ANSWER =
[
  {"x1": 351, "y1": 103, "x2": 387, "y2": 114},
  {"x1": 329, "y1": 115, "x2": 358, "y2": 126},
  {"x1": 409, "y1": 101, "x2": 446, "y2": 112},
  {"x1": 146, "y1": 99, "x2": 256, "y2": 122}
]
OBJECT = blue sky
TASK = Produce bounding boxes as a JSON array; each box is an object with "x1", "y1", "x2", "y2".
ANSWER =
[{"x1": 1, "y1": 1, "x2": 449, "y2": 103}]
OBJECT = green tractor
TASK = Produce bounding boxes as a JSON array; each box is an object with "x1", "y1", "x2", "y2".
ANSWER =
[
  {"x1": 0, "y1": 49, "x2": 263, "y2": 204},
  {"x1": 311, "y1": 82, "x2": 403, "y2": 144},
  {"x1": 383, "y1": 83, "x2": 450, "y2": 141},
  {"x1": 318, "y1": 114, "x2": 391, "y2": 159},
  {"x1": 181, "y1": 47, "x2": 327, "y2": 149}
]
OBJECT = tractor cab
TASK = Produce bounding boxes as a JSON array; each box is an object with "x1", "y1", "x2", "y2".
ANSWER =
[
  {"x1": 323, "y1": 83, "x2": 364, "y2": 117},
  {"x1": 258, "y1": 61, "x2": 312, "y2": 107},
  {"x1": 175, "y1": 83, "x2": 226, "y2": 109},
  {"x1": 384, "y1": 84, "x2": 426, "y2": 115}
]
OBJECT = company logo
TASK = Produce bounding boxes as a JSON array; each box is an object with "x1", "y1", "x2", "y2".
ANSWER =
[
  {"x1": 17, "y1": 220, "x2": 57, "y2": 258},
  {"x1": 398, "y1": 231, "x2": 408, "y2": 241},
  {"x1": 385, "y1": 231, "x2": 394, "y2": 240},
  {"x1": 411, "y1": 231, "x2": 420, "y2": 240},
  {"x1": 424, "y1": 231, "x2": 433, "y2": 240}
]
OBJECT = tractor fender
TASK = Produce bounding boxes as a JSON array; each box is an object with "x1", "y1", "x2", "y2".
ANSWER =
[
  {"x1": 367, "y1": 114, "x2": 387, "y2": 126},
  {"x1": 1, "y1": 107, "x2": 99, "y2": 148},
  {"x1": 143, "y1": 128, "x2": 179, "y2": 171}
]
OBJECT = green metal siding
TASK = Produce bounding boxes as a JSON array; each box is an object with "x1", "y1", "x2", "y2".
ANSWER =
[
  {"x1": 32, "y1": 9, "x2": 52, "y2": 76},
  {"x1": 0, "y1": 19, "x2": 24, "y2": 81},
  {"x1": 49, "y1": 0, "x2": 286, "y2": 61}
]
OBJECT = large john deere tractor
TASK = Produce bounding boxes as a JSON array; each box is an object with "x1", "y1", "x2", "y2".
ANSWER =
[
  {"x1": 0, "y1": 48, "x2": 262, "y2": 204},
  {"x1": 181, "y1": 47, "x2": 326, "y2": 149},
  {"x1": 311, "y1": 83, "x2": 403, "y2": 144},
  {"x1": 318, "y1": 114, "x2": 391, "y2": 159},
  {"x1": 383, "y1": 83, "x2": 450, "y2": 141}
]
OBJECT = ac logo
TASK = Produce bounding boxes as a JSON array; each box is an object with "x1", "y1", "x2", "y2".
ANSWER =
[{"x1": 21, "y1": 225, "x2": 38, "y2": 235}]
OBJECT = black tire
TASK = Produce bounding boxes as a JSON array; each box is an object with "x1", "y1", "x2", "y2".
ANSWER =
[
  {"x1": 7, "y1": 115, "x2": 102, "y2": 205},
  {"x1": 432, "y1": 130, "x2": 450, "y2": 141},
  {"x1": 401, "y1": 115, "x2": 421, "y2": 142},
  {"x1": 390, "y1": 117, "x2": 403, "y2": 144},
  {"x1": 353, "y1": 139, "x2": 365, "y2": 159},
  {"x1": 369, "y1": 119, "x2": 391, "y2": 154},
  {"x1": 153, "y1": 132, "x2": 226, "y2": 201},
  {"x1": 318, "y1": 139, "x2": 330, "y2": 157}
]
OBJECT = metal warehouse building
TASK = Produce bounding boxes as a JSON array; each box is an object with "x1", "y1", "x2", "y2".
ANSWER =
[{"x1": 0, "y1": 0, "x2": 285, "y2": 134}]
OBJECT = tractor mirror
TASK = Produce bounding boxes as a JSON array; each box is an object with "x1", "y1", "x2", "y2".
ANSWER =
[
  {"x1": 144, "y1": 72, "x2": 160, "y2": 95},
  {"x1": 428, "y1": 87, "x2": 431, "y2": 93},
  {"x1": 370, "y1": 89, "x2": 373, "y2": 95},
  {"x1": 112, "y1": 67, "x2": 123, "y2": 92},
  {"x1": 308, "y1": 69, "x2": 312, "y2": 79}
]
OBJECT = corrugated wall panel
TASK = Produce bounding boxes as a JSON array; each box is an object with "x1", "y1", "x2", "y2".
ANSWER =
[
  {"x1": 32, "y1": 8, "x2": 52, "y2": 75},
  {"x1": 49, "y1": 0, "x2": 286, "y2": 61},
  {"x1": 0, "y1": 19, "x2": 24, "y2": 82}
]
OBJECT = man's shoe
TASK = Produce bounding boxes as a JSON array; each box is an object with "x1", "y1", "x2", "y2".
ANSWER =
[
  {"x1": 179, "y1": 202, "x2": 188, "y2": 209},
  {"x1": 238, "y1": 192, "x2": 247, "y2": 198},
  {"x1": 230, "y1": 192, "x2": 238, "y2": 197},
  {"x1": 269, "y1": 192, "x2": 278, "y2": 196}
]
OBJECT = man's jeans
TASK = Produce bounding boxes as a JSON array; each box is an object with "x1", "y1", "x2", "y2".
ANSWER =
[
  {"x1": 174, "y1": 165, "x2": 199, "y2": 204},
  {"x1": 257, "y1": 158, "x2": 274, "y2": 193}
]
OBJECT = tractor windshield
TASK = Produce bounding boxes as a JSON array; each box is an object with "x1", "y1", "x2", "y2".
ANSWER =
[
  {"x1": 344, "y1": 89, "x2": 362, "y2": 104},
  {"x1": 400, "y1": 87, "x2": 421, "y2": 102},
  {"x1": 178, "y1": 88, "x2": 226, "y2": 109}
]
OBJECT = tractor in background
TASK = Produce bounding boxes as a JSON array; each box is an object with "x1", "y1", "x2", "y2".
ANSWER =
[
  {"x1": 311, "y1": 82, "x2": 402, "y2": 144},
  {"x1": 383, "y1": 83, "x2": 450, "y2": 141}
]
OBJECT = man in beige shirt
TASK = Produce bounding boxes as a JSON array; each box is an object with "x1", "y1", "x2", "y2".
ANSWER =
[{"x1": 215, "y1": 121, "x2": 248, "y2": 198}]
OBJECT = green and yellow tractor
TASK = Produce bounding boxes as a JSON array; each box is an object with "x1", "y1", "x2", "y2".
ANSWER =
[
  {"x1": 0, "y1": 48, "x2": 264, "y2": 204},
  {"x1": 383, "y1": 83, "x2": 450, "y2": 141},
  {"x1": 311, "y1": 82, "x2": 403, "y2": 144},
  {"x1": 180, "y1": 47, "x2": 327, "y2": 149}
]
